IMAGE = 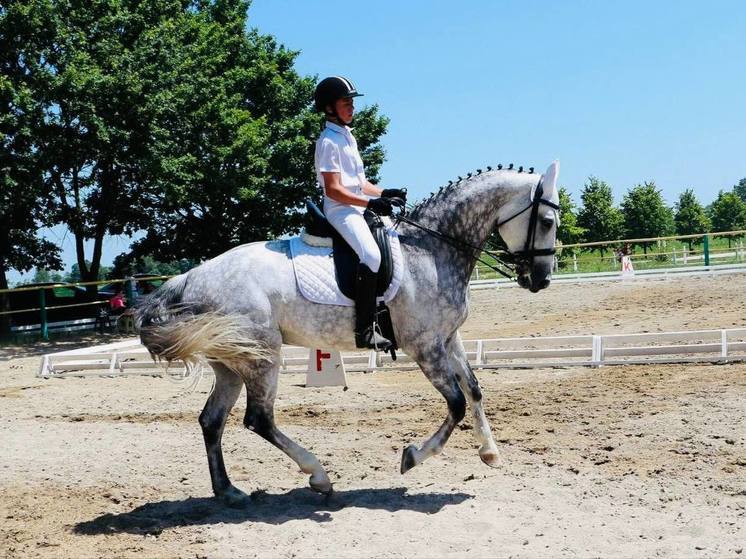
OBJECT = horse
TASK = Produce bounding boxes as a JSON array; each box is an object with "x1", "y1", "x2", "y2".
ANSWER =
[{"x1": 136, "y1": 161, "x2": 560, "y2": 506}]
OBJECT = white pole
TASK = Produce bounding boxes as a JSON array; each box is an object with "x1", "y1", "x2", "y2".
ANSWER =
[
  {"x1": 672, "y1": 248, "x2": 677, "y2": 264},
  {"x1": 573, "y1": 253, "x2": 578, "y2": 272},
  {"x1": 683, "y1": 248, "x2": 688, "y2": 264}
]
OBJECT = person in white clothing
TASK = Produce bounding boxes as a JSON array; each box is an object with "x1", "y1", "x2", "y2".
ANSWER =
[{"x1": 313, "y1": 76, "x2": 406, "y2": 350}]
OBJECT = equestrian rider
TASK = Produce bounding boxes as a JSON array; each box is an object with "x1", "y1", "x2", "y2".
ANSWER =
[{"x1": 313, "y1": 76, "x2": 406, "y2": 351}]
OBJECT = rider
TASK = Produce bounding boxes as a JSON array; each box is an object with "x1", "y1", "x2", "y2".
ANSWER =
[{"x1": 313, "y1": 76, "x2": 406, "y2": 351}]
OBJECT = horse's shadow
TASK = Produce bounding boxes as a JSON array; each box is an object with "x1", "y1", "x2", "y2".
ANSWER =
[{"x1": 73, "y1": 487, "x2": 473, "y2": 535}]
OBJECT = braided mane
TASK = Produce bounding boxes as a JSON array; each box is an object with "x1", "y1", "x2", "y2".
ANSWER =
[{"x1": 409, "y1": 163, "x2": 535, "y2": 219}]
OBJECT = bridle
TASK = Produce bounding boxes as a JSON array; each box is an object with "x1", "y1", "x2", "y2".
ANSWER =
[
  {"x1": 494, "y1": 176, "x2": 560, "y2": 267},
  {"x1": 393, "y1": 176, "x2": 560, "y2": 280}
]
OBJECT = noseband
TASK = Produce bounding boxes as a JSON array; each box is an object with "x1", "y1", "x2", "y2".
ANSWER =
[{"x1": 394, "y1": 176, "x2": 559, "y2": 280}]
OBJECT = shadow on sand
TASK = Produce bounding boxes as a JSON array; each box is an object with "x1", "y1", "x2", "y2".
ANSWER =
[{"x1": 74, "y1": 486, "x2": 472, "y2": 535}]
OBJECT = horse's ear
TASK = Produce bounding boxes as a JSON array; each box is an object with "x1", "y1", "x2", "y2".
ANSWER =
[{"x1": 532, "y1": 159, "x2": 560, "y2": 203}]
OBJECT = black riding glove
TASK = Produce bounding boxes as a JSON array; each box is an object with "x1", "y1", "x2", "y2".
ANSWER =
[
  {"x1": 366, "y1": 197, "x2": 397, "y2": 216},
  {"x1": 381, "y1": 188, "x2": 407, "y2": 203}
]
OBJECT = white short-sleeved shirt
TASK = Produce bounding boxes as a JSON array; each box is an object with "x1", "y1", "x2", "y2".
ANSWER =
[{"x1": 315, "y1": 122, "x2": 367, "y2": 213}]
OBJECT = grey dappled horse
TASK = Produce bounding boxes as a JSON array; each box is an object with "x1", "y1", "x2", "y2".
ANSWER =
[{"x1": 137, "y1": 161, "x2": 560, "y2": 506}]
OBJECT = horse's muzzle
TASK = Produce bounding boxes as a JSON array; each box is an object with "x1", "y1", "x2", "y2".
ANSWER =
[{"x1": 529, "y1": 267, "x2": 552, "y2": 292}]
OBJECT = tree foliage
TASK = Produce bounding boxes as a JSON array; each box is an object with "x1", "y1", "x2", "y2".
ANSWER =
[
  {"x1": 123, "y1": 4, "x2": 389, "y2": 262},
  {"x1": 708, "y1": 190, "x2": 746, "y2": 245},
  {"x1": 556, "y1": 186, "x2": 585, "y2": 251},
  {"x1": 733, "y1": 178, "x2": 746, "y2": 203},
  {"x1": 109, "y1": 253, "x2": 196, "y2": 279},
  {"x1": 674, "y1": 189, "x2": 710, "y2": 249},
  {"x1": 0, "y1": 0, "x2": 63, "y2": 334},
  {"x1": 620, "y1": 181, "x2": 674, "y2": 253},
  {"x1": 6, "y1": 0, "x2": 389, "y2": 288},
  {"x1": 576, "y1": 176, "x2": 623, "y2": 254}
]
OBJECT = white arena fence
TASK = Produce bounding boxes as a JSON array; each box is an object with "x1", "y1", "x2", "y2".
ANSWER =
[{"x1": 38, "y1": 327, "x2": 746, "y2": 378}]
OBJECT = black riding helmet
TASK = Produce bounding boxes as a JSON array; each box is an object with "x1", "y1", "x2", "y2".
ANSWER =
[{"x1": 314, "y1": 76, "x2": 363, "y2": 117}]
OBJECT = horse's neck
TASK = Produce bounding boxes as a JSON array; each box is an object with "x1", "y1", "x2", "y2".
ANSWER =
[
  {"x1": 411, "y1": 173, "x2": 526, "y2": 249},
  {"x1": 403, "y1": 172, "x2": 528, "y2": 288}
]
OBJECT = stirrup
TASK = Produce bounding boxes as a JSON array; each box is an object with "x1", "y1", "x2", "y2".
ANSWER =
[{"x1": 355, "y1": 322, "x2": 392, "y2": 351}]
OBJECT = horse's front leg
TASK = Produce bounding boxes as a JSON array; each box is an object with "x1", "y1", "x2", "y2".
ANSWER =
[
  {"x1": 401, "y1": 340, "x2": 466, "y2": 473},
  {"x1": 448, "y1": 333, "x2": 501, "y2": 467}
]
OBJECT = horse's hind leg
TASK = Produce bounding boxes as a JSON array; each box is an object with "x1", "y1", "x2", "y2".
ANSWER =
[
  {"x1": 198, "y1": 363, "x2": 248, "y2": 506},
  {"x1": 401, "y1": 340, "x2": 466, "y2": 473},
  {"x1": 242, "y1": 361, "x2": 333, "y2": 495},
  {"x1": 448, "y1": 334, "x2": 501, "y2": 467}
]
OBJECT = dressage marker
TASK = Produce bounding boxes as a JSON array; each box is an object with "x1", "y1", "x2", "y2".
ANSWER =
[{"x1": 305, "y1": 348, "x2": 347, "y2": 388}]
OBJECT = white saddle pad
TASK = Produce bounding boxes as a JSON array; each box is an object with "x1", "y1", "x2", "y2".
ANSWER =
[{"x1": 289, "y1": 229, "x2": 403, "y2": 307}]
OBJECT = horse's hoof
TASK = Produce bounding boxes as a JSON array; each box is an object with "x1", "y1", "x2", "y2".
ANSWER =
[
  {"x1": 309, "y1": 473, "x2": 333, "y2": 495},
  {"x1": 400, "y1": 445, "x2": 418, "y2": 474},
  {"x1": 217, "y1": 485, "x2": 251, "y2": 508},
  {"x1": 479, "y1": 447, "x2": 502, "y2": 468}
]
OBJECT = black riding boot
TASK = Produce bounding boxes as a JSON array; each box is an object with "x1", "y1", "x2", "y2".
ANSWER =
[{"x1": 354, "y1": 264, "x2": 392, "y2": 351}]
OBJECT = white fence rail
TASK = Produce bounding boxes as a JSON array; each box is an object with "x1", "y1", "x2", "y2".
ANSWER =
[{"x1": 38, "y1": 327, "x2": 746, "y2": 378}]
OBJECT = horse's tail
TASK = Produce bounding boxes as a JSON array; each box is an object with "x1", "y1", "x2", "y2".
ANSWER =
[{"x1": 136, "y1": 274, "x2": 274, "y2": 370}]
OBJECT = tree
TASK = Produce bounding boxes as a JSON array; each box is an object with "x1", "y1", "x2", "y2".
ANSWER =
[
  {"x1": 0, "y1": 0, "x2": 62, "y2": 335},
  {"x1": 733, "y1": 178, "x2": 746, "y2": 202},
  {"x1": 31, "y1": 268, "x2": 63, "y2": 283},
  {"x1": 576, "y1": 176, "x2": 623, "y2": 254},
  {"x1": 674, "y1": 189, "x2": 711, "y2": 249},
  {"x1": 620, "y1": 181, "x2": 674, "y2": 254},
  {"x1": 125, "y1": 4, "x2": 389, "y2": 262},
  {"x1": 27, "y1": 0, "x2": 388, "y2": 274},
  {"x1": 62, "y1": 261, "x2": 111, "y2": 283},
  {"x1": 109, "y1": 253, "x2": 194, "y2": 279},
  {"x1": 37, "y1": 0, "x2": 196, "y2": 295},
  {"x1": 708, "y1": 190, "x2": 746, "y2": 247},
  {"x1": 556, "y1": 187, "x2": 585, "y2": 248}
]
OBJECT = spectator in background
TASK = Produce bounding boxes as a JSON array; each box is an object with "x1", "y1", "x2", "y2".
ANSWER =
[{"x1": 109, "y1": 288, "x2": 127, "y2": 315}]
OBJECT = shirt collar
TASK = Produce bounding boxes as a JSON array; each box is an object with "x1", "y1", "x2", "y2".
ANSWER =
[{"x1": 325, "y1": 121, "x2": 353, "y2": 135}]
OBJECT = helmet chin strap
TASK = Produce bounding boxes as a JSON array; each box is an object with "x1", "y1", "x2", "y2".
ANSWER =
[{"x1": 325, "y1": 106, "x2": 352, "y2": 126}]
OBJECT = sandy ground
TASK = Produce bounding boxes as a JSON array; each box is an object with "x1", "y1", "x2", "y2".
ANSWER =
[{"x1": 1, "y1": 274, "x2": 745, "y2": 558}]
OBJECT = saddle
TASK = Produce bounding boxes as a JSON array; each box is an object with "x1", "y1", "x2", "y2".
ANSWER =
[
  {"x1": 304, "y1": 200, "x2": 399, "y2": 356},
  {"x1": 304, "y1": 200, "x2": 395, "y2": 299}
]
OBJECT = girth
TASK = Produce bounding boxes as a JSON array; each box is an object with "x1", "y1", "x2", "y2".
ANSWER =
[{"x1": 304, "y1": 200, "x2": 394, "y2": 300}]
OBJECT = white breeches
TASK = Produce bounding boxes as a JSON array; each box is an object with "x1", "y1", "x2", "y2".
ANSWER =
[{"x1": 324, "y1": 204, "x2": 381, "y2": 273}]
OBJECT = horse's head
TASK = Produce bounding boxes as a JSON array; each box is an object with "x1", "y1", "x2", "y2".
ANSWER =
[{"x1": 496, "y1": 161, "x2": 560, "y2": 293}]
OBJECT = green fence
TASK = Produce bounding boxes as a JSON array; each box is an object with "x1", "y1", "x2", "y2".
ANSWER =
[
  {"x1": 472, "y1": 230, "x2": 746, "y2": 280},
  {"x1": 0, "y1": 275, "x2": 171, "y2": 341}
]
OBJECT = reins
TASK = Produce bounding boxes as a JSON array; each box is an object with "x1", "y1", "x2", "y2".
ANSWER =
[
  {"x1": 393, "y1": 176, "x2": 560, "y2": 281},
  {"x1": 394, "y1": 213, "x2": 516, "y2": 280}
]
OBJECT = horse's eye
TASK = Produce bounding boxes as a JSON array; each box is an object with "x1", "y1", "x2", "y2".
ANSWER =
[{"x1": 540, "y1": 216, "x2": 554, "y2": 229}]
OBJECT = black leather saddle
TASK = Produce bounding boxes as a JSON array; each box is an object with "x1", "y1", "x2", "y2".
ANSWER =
[{"x1": 304, "y1": 200, "x2": 394, "y2": 301}]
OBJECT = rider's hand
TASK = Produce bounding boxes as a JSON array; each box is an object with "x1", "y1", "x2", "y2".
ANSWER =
[
  {"x1": 366, "y1": 197, "x2": 397, "y2": 216},
  {"x1": 381, "y1": 188, "x2": 407, "y2": 204}
]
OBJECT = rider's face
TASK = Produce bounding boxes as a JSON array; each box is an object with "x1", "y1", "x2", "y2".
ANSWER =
[{"x1": 333, "y1": 97, "x2": 354, "y2": 124}]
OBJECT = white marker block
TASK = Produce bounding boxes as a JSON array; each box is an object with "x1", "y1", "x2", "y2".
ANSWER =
[
  {"x1": 306, "y1": 348, "x2": 347, "y2": 388},
  {"x1": 621, "y1": 255, "x2": 635, "y2": 278}
]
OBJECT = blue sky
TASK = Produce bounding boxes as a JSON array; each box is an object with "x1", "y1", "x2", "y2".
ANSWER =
[{"x1": 12, "y1": 0, "x2": 746, "y2": 283}]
